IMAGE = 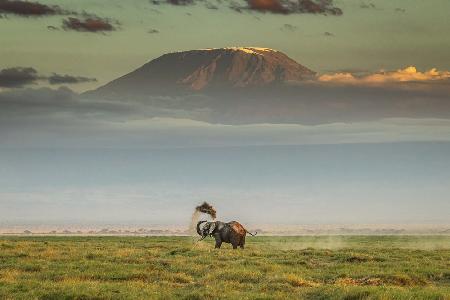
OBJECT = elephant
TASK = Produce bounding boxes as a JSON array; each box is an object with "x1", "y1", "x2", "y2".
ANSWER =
[{"x1": 196, "y1": 220, "x2": 257, "y2": 249}]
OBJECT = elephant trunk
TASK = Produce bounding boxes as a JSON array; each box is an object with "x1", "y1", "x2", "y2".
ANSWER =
[{"x1": 196, "y1": 221, "x2": 207, "y2": 236}]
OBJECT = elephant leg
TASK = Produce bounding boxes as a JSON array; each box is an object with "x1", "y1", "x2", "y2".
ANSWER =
[
  {"x1": 230, "y1": 236, "x2": 239, "y2": 249},
  {"x1": 214, "y1": 238, "x2": 222, "y2": 249},
  {"x1": 240, "y1": 237, "x2": 245, "y2": 249}
]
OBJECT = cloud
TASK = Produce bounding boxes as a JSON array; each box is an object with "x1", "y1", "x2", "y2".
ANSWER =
[
  {"x1": 360, "y1": 2, "x2": 375, "y2": 9},
  {"x1": 0, "y1": 87, "x2": 139, "y2": 125},
  {"x1": 205, "y1": 2, "x2": 218, "y2": 9},
  {"x1": 0, "y1": 67, "x2": 38, "y2": 87},
  {"x1": 2, "y1": 90, "x2": 450, "y2": 148},
  {"x1": 297, "y1": 0, "x2": 342, "y2": 14},
  {"x1": 3, "y1": 78, "x2": 450, "y2": 126},
  {"x1": 151, "y1": 0, "x2": 342, "y2": 15},
  {"x1": 166, "y1": 0, "x2": 194, "y2": 5},
  {"x1": 47, "y1": 25, "x2": 59, "y2": 31},
  {"x1": 0, "y1": 1, "x2": 117, "y2": 32},
  {"x1": 242, "y1": 0, "x2": 342, "y2": 15},
  {"x1": 0, "y1": 0, "x2": 61, "y2": 16},
  {"x1": 62, "y1": 17, "x2": 116, "y2": 32},
  {"x1": 48, "y1": 74, "x2": 97, "y2": 85},
  {"x1": 247, "y1": 0, "x2": 287, "y2": 13},
  {"x1": 0, "y1": 67, "x2": 98, "y2": 87},
  {"x1": 1, "y1": 85, "x2": 450, "y2": 149},
  {"x1": 318, "y1": 66, "x2": 450, "y2": 84},
  {"x1": 280, "y1": 23, "x2": 297, "y2": 31},
  {"x1": 325, "y1": 68, "x2": 370, "y2": 75}
]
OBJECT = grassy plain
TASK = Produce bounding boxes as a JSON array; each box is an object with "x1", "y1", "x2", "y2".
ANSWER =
[{"x1": 0, "y1": 236, "x2": 449, "y2": 299}]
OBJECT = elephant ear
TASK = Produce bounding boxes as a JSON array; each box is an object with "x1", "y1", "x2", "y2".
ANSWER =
[{"x1": 208, "y1": 222, "x2": 217, "y2": 235}]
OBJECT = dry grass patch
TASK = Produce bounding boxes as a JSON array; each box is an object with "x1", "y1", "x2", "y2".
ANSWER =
[
  {"x1": 335, "y1": 275, "x2": 429, "y2": 287},
  {"x1": 0, "y1": 269, "x2": 22, "y2": 283},
  {"x1": 335, "y1": 277, "x2": 383, "y2": 286},
  {"x1": 167, "y1": 272, "x2": 194, "y2": 284},
  {"x1": 116, "y1": 248, "x2": 140, "y2": 257},
  {"x1": 284, "y1": 273, "x2": 320, "y2": 287},
  {"x1": 385, "y1": 274, "x2": 430, "y2": 286},
  {"x1": 210, "y1": 269, "x2": 264, "y2": 284}
]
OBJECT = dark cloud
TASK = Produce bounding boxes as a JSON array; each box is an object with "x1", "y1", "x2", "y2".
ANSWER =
[
  {"x1": 0, "y1": 86, "x2": 75, "y2": 108},
  {"x1": 280, "y1": 23, "x2": 297, "y2": 31},
  {"x1": 47, "y1": 25, "x2": 59, "y2": 31},
  {"x1": 297, "y1": 0, "x2": 342, "y2": 15},
  {"x1": 360, "y1": 2, "x2": 375, "y2": 9},
  {"x1": 0, "y1": 67, "x2": 39, "y2": 88},
  {"x1": 1, "y1": 86, "x2": 450, "y2": 150},
  {"x1": 166, "y1": 0, "x2": 194, "y2": 5},
  {"x1": 150, "y1": 0, "x2": 342, "y2": 15},
  {"x1": 0, "y1": 67, "x2": 97, "y2": 87},
  {"x1": 48, "y1": 74, "x2": 97, "y2": 85},
  {"x1": 0, "y1": 87, "x2": 141, "y2": 123},
  {"x1": 239, "y1": 0, "x2": 342, "y2": 15},
  {"x1": 229, "y1": 1, "x2": 244, "y2": 12},
  {"x1": 62, "y1": 17, "x2": 116, "y2": 32},
  {"x1": 0, "y1": 1, "x2": 118, "y2": 33},
  {"x1": 0, "y1": 0, "x2": 61, "y2": 17},
  {"x1": 198, "y1": 83, "x2": 450, "y2": 125},
  {"x1": 0, "y1": 88, "x2": 207, "y2": 146},
  {"x1": 205, "y1": 2, "x2": 218, "y2": 9},
  {"x1": 247, "y1": 0, "x2": 287, "y2": 13}
]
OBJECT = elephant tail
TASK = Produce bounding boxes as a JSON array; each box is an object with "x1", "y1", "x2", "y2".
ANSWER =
[{"x1": 245, "y1": 229, "x2": 257, "y2": 236}]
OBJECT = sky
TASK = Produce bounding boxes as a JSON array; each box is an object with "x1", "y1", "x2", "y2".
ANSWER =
[
  {"x1": 0, "y1": 0, "x2": 449, "y2": 227},
  {"x1": 1, "y1": 0, "x2": 450, "y2": 92}
]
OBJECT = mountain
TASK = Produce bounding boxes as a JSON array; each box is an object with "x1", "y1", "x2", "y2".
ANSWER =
[
  {"x1": 87, "y1": 47, "x2": 315, "y2": 97},
  {"x1": 80, "y1": 47, "x2": 450, "y2": 125}
]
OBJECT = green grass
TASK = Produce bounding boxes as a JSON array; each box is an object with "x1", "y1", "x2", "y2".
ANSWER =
[{"x1": 0, "y1": 236, "x2": 449, "y2": 299}]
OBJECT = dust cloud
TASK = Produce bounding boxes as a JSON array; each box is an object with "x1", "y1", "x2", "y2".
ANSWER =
[
  {"x1": 189, "y1": 202, "x2": 217, "y2": 237},
  {"x1": 195, "y1": 202, "x2": 216, "y2": 219}
]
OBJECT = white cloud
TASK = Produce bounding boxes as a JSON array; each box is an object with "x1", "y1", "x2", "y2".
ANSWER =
[{"x1": 318, "y1": 66, "x2": 450, "y2": 84}]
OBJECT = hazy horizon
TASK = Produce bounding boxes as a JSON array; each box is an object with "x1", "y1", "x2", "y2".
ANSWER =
[{"x1": 2, "y1": 142, "x2": 449, "y2": 226}]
